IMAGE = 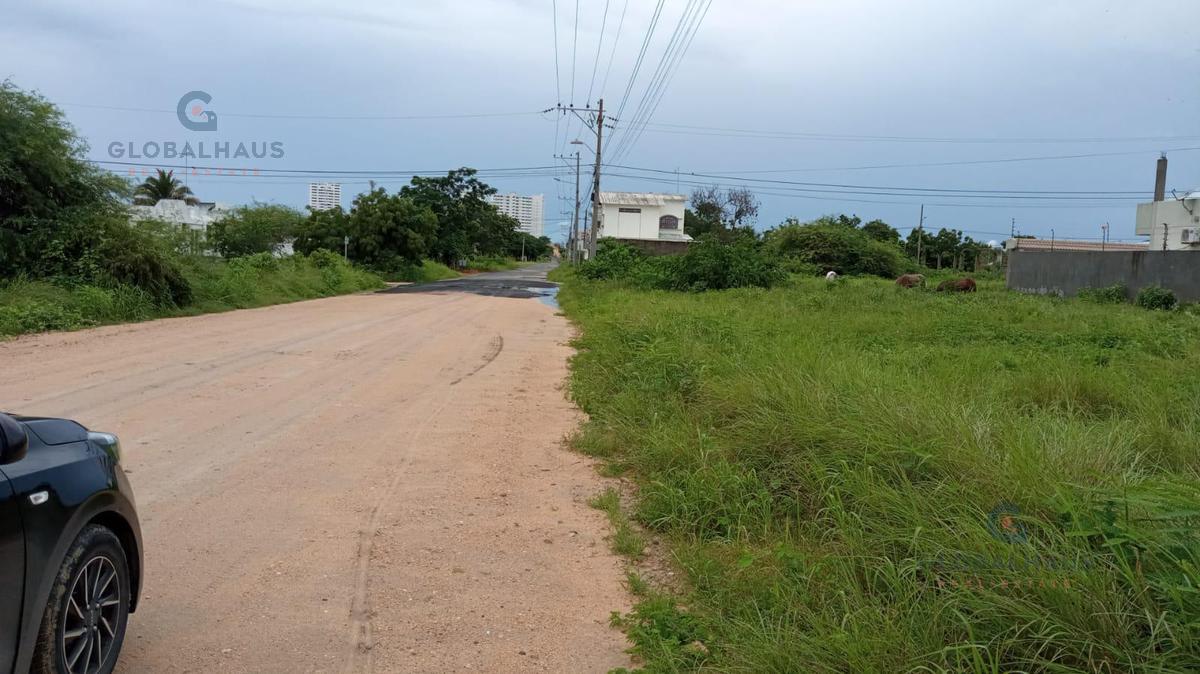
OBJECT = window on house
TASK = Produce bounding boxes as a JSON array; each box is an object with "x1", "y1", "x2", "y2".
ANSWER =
[
  {"x1": 618, "y1": 207, "x2": 641, "y2": 213},
  {"x1": 659, "y1": 215, "x2": 679, "y2": 229}
]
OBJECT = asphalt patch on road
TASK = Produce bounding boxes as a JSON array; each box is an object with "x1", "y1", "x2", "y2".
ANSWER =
[{"x1": 380, "y1": 278, "x2": 559, "y2": 300}]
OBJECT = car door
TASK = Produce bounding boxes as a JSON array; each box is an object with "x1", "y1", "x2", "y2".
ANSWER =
[{"x1": 0, "y1": 470, "x2": 24, "y2": 671}]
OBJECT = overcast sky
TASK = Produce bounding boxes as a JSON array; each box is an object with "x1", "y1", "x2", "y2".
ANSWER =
[{"x1": 3, "y1": 0, "x2": 1198, "y2": 243}]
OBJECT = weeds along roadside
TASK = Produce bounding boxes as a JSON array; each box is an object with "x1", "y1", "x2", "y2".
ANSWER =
[
  {"x1": 0, "y1": 251, "x2": 383, "y2": 338},
  {"x1": 554, "y1": 265, "x2": 1200, "y2": 672}
]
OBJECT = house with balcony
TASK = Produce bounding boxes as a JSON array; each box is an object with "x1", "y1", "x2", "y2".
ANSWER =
[{"x1": 595, "y1": 192, "x2": 692, "y2": 255}]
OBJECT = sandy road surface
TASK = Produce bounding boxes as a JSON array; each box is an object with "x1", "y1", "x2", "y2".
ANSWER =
[{"x1": 0, "y1": 264, "x2": 631, "y2": 672}]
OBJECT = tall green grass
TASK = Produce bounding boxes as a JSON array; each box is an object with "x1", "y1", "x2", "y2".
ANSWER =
[
  {"x1": 559, "y1": 271, "x2": 1200, "y2": 672},
  {"x1": 0, "y1": 252, "x2": 383, "y2": 338}
]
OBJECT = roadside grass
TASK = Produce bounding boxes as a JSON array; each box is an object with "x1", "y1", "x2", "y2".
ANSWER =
[
  {"x1": 558, "y1": 270, "x2": 1200, "y2": 672},
  {"x1": 589, "y1": 487, "x2": 648, "y2": 558},
  {"x1": 382, "y1": 259, "x2": 461, "y2": 283},
  {"x1": 465, "y1": 256, "x2": 526, "y2": 273},
  {"x1": 0, "y1": 253, "x2": 383, "y2": 338}
]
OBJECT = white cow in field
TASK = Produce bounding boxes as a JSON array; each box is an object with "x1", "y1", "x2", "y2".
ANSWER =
[{"x1": 825, "y1": 270, "x2": 839, "y2": 282}]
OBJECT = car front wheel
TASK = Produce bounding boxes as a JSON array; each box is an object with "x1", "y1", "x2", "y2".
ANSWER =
[{"x1": 32, "y1": 524, "x2": 131, "y2": 674}]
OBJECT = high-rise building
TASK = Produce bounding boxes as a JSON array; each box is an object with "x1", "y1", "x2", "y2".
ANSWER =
[
  {"x1": 487, "y1": 193, "x2": 544, "y2": 237},
  {"x1": 308, "y1": 183, "x2": 342, "y2": 211}
]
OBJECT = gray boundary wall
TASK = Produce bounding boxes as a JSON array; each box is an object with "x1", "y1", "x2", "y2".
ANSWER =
[{"x1": 1007, "y1": 250, "x2": 1200, "y2": 301}]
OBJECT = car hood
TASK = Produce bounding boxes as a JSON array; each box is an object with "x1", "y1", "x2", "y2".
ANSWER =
[{"x1": 11, "y1": 415, "x2": 89, "y2": 447}]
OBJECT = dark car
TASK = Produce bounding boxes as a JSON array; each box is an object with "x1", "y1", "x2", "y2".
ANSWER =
[{"x1": 0, "y1": 413, "x2": 142, "y2": 674}]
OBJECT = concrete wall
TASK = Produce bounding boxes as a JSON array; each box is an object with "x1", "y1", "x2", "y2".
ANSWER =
[
  {"x1": 617, "y1": 238, "x2": 690, "y2": 257},
  {"x1": 1007, "y1": 250, "x2": 1200, "y2": 301}
]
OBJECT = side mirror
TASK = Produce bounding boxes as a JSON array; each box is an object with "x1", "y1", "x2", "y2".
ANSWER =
[{"x1": 0, "y1": 413, "x2": 29, "y2": 465}]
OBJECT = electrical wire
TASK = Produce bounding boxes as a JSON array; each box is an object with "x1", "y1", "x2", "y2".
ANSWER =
[
  {"x1": 585, "y1": 0, "x2": 612, "y2": 106},
  {"x1": 598, "y1": 0, "x2": 630, "y2": 100}
]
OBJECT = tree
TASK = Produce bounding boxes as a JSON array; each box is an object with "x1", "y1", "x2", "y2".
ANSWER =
[
  {"x1": 810, "y1": 214, "x2": 862, "y2": 229},
  {"x1": 685, "y1": 186, "x2": 760, "y2": 239},
  {"x1": 208, "y1": 203, "x2": 303, "y2": 258},
  {"x1": 347, "y1": 188, "x2": 438, "y2": 269},
  {"x1": 764, "y1": 218, "x2": 907, "y2": 278},
  {"x1": 861, "y1": 219, "x2": 900, "y2": 245},
  {"x1": 133, "y1": 169, "x2": 198, "y2": 206},
  {"x1": 1, "y1": 81, "x2": 126, "y2": 272},
  {"x1": 400, "y1": 168, "x2": 510, "y2": 266}
]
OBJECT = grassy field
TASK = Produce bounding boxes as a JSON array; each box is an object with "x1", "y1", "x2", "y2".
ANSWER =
[
  {"x1": 557, "y1": 271, "x2": 1200, "y2": 672},
  {"x1": 0, "y1": 253, "x2": 383, "y2": 338}
]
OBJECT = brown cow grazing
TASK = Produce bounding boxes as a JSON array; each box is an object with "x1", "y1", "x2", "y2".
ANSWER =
[
  {"x1": 895, "y1": 273, "x2": 926, "y2": 288},
  {"x1": 936, "y1": 278, "x2": 977, "y2": 293}
]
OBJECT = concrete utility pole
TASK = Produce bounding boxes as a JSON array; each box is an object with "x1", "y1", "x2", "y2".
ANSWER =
[
  {"x1": 572, "y1": 151, "x2": 581, "y2": 263},
  {"x1": 589, "y1": 98, "x2": 604, "y2": 260},
  {"x1": 916, "y1": 204, "x2": 925, "y2": 267},
  {"x1": 1101, "y1": 222, "x2": 1109, "y2": 251}
]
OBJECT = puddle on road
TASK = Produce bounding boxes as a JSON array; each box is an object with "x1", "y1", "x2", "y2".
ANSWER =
[{"x1": 530, "y1": 286, "x2": 559, "y2": 309}]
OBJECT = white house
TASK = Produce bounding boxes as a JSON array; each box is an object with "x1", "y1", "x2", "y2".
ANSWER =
[
  {"x1": 595, "y1": 192, "x2": 692, "y2": 252},
  {"x1": 1136, "y1": 193, "x2": 1200, "y2": 251},
  {"x1": 130, "y1": 199, "x2": 229, "y2": 232}
]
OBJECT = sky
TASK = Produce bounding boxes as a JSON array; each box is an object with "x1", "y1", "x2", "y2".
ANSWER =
[{"x1": 2, "y1": 0, "x2": 1198, "y2": 244}]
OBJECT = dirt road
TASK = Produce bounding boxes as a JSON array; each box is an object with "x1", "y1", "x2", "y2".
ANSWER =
[{"x1": 0, "y1": 263, "x2": 631, "y2": 672}]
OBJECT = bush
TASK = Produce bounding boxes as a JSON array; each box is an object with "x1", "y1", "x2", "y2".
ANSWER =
[
  {"x1": 580, "y1": 238, "x2": 785, "y2": 292},
  {"x1": 661, "y1": 235, "x2": 785, "y2": 292},
  {"x1": 764, "y1": 222, "x2": 907, "y2": 278},
  {"x1": 579, "y1": 240, "x2": 647, "y2": 281},
  {"x1": 1078, "y1": 282, "x2": 1127, "y2": 304},
  {"x1": 1136, "y1": 285, "x2": 1177, "y2": 311}
]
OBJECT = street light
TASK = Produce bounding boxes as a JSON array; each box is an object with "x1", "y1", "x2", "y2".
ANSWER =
[{"x1": 570, "y1": 138, "x2": 595, "y2": 154}]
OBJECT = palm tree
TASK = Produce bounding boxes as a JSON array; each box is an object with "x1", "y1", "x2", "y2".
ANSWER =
[{"x1": 133, "y1": 169, "x2": 198, "y2": 206}]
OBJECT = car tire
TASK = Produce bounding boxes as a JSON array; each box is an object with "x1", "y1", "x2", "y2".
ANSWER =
[{"x1": 31, "y1": 524, "x2": 131, "y2": 674}]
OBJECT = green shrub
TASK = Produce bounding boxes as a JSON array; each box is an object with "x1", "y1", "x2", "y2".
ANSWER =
[
  {"x1": 580, "y1": 237, "x2": 785, "y2": 292},
  {"x1": 1078, "y1": 282, "x2": 1127, "y2": 304},
  {"x1": 578, "y1": 240, "x2": 647, "y2": 281},
  {"x1": 1136, "y1": 284, "x2": 1177, "y2": 311},
  {"x1": 661, "y1": 235, "x2": 785, "y2": 292},
  {"x1": 764, "y1": 222, "x2": 907, "y2": 278}
]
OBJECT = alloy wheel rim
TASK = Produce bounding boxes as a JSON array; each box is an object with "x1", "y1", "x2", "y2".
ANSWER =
[{"x1": 61, "y1": 555, "x2": 121, "y2": 674}]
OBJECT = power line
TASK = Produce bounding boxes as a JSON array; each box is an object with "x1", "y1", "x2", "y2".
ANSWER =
[
  {"x1": 603, "y1": 163, "x2": 1151, "y2": 195},
  {"x1": 552, "y1": 0, "x2": 562, "y2": 105},
  {"x1": 610, "y1": 0, "x2": 701, "y2": 161},
  {"x1": 585, "y1": 0, "x2": 612, "y2": 106},
  {"x1": 610, "y1": 0, "x2": 666, "y2": 154},
  {"x1": 634, "y1": 121, "x2": 1200, "y2": 145},
  {"x1": 59, "y1": 102, "x2": 542, "y2": 121},
  {"x1": 611, "y1": 0, "x2": 712, "y2": 162},
  {"x1": 570, "y1": 0, "x2": 580, "y2": 105},
  {"x1": 598, "y1": 0, "x2": 630, "y2": 100},
  {"x1": 683, "y1": 146, "x2": 1200, "y2": 174}
]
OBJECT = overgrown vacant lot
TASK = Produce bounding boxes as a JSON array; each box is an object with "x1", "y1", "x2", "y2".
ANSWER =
[{"x1": 558, "y1": 273, "x2": 1200, "y2": 672}]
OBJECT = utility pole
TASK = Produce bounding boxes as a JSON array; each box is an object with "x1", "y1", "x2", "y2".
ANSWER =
[
  {"x1": 1050, "y1": 228, "x2": 1055, "y2": 251},
  {"x1": 589, "y1": 98, "x2": 604, "y2": 260},
  {"x1": 1101, "y1": 222, "x2": 1109, "y2": 251},
  {"x1": 572, "y1": 151, "x2": 581, "y2": 263},
  {"x1": 916, "y1": 204, "x2": 925, "y2": 267},
  {"x1": 545, "y1": 99, "x2": 609, "y2": 261},
  {"x1": 1011, "y1": 217, "x2": 1016, "y2": 239}
]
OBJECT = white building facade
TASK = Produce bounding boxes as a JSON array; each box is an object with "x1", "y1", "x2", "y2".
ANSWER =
[
  {"x1": 596, "y1": 192, "x2": 691, "y2": 243},
  {"x1": 308, "y1": 183, "x2": 342, "y2": 211},
  {"x1": 1136, "y1": 193, "x2": 1200, "y2": 251},
  {"x1": 488, "y1": 193, "x2": 544, "y2": 236},
  {"x1": 130, "y1": 199, "x2": 229, "y2": 232}
]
